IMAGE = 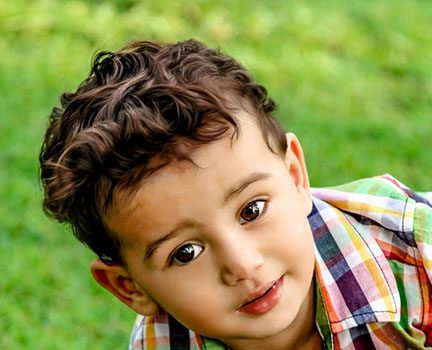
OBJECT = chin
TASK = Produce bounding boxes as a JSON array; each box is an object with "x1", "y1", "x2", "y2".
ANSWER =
[{"x1": 243, "y1": 312, "x2": 297, "y2": 339}]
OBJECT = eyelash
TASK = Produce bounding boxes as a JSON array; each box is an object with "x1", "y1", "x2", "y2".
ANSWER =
[
  {"x1": 169, "y1": 243, "x2": 204, "y2": 266},
  {"x1": 238, "y1": 199, "x2": 268, "y2": 225}
]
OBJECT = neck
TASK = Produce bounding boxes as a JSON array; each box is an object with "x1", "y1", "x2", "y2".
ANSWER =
[{"x1": 223, "y1": 282, "x2": 321, "y2": 350}]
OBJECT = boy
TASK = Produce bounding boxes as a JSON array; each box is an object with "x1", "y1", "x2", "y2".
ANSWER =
[{"x1": 40, "y1": 39, "x2": 432, "y2": 349}]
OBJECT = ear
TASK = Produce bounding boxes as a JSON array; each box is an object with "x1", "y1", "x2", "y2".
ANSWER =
[
  {"x1": 90, "y1": 259, "x2": 159, "y2": 316},
  {"x1": 285, "y1": 133, "x2": 312, "y2": 211}
]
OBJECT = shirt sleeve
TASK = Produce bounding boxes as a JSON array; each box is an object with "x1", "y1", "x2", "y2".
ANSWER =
[{"x1": 360, "y1": 175, "x2": 432, "y2": 346}]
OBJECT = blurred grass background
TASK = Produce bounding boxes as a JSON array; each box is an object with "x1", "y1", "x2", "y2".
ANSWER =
[{"x1": 1, "y1": 0, "x2": 431, "y2": 348}]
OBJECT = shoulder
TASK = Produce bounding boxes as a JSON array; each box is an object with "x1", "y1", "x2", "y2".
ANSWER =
[
  {"x1": 311, "y1": 174, "x2": 432, "y2": 247},
  {"x1": 316, "y1": 174, "x2": 430, "y2": 203}
]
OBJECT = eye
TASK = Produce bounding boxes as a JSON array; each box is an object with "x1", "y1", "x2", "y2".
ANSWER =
[
  {"x1": 171, "y1": 243, "x2": 203, "y2": 265},
  {"x1": 239, "y1": 200, "x2": 266, "y2": 224}
]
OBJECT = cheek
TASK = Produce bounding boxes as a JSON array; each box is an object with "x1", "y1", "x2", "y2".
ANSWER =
[
  {"x1": 142, "y1": 267, "x2": 219, "y2": 310},
  {"x1": 147, "y1": 278, "x2": 235, "y2": 337},
  {"x1": 269, "y1": 207, "x2": 315, "y2": 268}
]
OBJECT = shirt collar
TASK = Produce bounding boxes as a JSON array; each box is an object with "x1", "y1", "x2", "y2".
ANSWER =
[{"x1": 309, "y1": 194, "x2": 401, "y2": 334}]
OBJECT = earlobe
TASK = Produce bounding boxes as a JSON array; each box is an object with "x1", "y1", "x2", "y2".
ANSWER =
[{"x1": 90, "y1": 259, "x2": 159, "y2": 316}]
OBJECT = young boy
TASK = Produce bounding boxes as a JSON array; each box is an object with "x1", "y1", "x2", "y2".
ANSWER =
[{"x1": 40, "y1": 39, "x2": 432, "y2": 349}]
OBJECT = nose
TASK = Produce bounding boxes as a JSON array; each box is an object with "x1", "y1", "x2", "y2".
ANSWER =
[{"x1": 219, "y1": 236, "x2": 264, "y2": 286}]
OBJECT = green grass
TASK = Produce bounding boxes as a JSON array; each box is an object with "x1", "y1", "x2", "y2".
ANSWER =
[{"x1": 1, "y1": 0, "x2": 431, "y2": 348}]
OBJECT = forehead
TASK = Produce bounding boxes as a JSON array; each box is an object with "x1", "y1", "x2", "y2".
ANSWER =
[{"x1": 105, "y1": 114, "x2": 281, "y2": 237}]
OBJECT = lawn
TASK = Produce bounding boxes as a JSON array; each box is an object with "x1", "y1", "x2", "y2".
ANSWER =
[{"x1": 1, "y1": 0, "x2": 431, "y2": 348}]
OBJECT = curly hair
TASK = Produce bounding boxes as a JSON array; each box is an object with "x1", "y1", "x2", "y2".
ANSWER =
[{"x1": 40, "y1": 39, "x2": 286, "y2": 265}]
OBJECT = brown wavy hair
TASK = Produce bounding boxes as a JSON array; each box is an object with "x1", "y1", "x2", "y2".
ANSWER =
[{"x1": 40, "y1": 39, "x2": 286, "y2": 265}]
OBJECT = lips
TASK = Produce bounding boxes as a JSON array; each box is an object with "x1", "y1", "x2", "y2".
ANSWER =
[{"x1": 237, "y1": 276, "x2": 283, "y2": 315}]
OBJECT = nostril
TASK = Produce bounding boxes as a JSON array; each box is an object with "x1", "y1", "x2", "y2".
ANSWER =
[
  {"x1": 222, "y1": 266, "x2": 253, "y2": 286},
  {"x1": 220, "y1": 250, "x2": 264, "y2": 286}
]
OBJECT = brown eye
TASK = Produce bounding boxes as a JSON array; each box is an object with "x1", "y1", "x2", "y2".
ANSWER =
[
  {"x1": 172, "y1": 244, "x2": 203, "y2": 265},
  {"x1": 239, "y1": 200, "x2": 266, "y2": 224}
]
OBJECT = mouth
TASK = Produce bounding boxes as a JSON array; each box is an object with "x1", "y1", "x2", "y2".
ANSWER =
[{"x1": 237, "y1": 276, "x2": 283, "y2": 315}]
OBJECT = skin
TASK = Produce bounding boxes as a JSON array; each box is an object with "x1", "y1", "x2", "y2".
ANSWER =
[{"x1": 91, "y1": 112, "x2": 321, "y2": 349}]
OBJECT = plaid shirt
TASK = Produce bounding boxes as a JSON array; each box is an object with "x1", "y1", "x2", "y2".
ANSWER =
[{"x1": 129, "y1": 175, "x2": 432, "y2": 350}]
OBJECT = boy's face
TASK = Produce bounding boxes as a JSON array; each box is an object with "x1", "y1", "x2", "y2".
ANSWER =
[{"x1": 104, "y1": 112, "x2": 315, "y2": 347}]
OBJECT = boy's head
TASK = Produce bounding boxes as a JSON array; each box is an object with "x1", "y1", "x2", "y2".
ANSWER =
[
  {"x1": 40, "y1": 39, "x2": 316, "y2": 346},
  {"x1": 40, "y1": 39, "x2": 287, "y2": 265}
]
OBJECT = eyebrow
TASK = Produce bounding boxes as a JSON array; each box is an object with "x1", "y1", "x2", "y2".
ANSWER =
[
  {"x1": 224, "y1": 172, "x2": 272, "y2": 203},
  {"x1": 143, "y1": 229, "x2": 179, "y2": 262},
  {"x1": 143, "y1": 171, "x2": 272, "y2": 261}
]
